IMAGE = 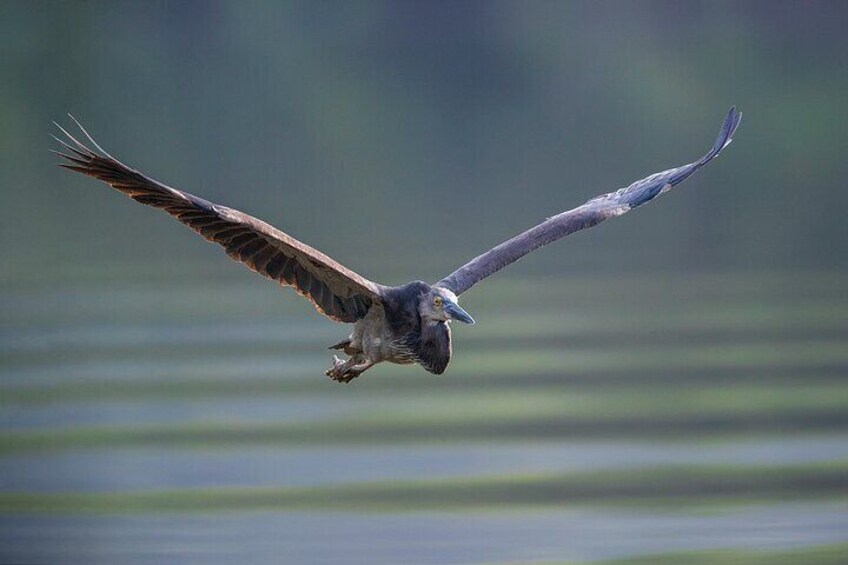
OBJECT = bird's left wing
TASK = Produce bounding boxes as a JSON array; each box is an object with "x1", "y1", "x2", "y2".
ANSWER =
[
  {"x1": 54, "y1": 118, "x2": 387, "y2": 323},
  {"x1": 436, "y1": 107, "x2": 742, "y2": 296}
]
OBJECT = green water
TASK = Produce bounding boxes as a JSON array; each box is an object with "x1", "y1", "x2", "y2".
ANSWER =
[{"x1": 1, "y1": 272, "x2": 847, "y2": 563}]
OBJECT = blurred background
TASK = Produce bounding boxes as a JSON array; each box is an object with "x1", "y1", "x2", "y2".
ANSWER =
[{"x1": 2, "y1": 1, "x2": 848, "y2": 563}]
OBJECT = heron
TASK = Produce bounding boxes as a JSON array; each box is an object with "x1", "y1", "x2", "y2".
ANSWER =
[{"x1": 54, "y1": 107, "x2": 741, "y2": 382}]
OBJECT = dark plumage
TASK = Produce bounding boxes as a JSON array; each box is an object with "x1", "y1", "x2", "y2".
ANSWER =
[
  {"x1": 54, "y1": 107, "x2": 741, "y2": 382},
  {"x1": 382, "y1": 282, "x2": 452, "y2": 374}
]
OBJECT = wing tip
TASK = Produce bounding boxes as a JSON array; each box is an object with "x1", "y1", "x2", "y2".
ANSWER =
[
  {"x1": 53, "y1": 116, "x2": 99, "y2": 168},
  {"x1": 53, "y1": 115, "x2": 129, "y2": 178},
  {"x1": 703, "y1": 105, "x2": 742, "y2": 164},
  {"x1": 65, "y1": 114, "x2": 114, "y2": 159}
]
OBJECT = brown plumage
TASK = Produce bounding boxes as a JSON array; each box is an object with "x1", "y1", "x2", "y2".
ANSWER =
[{"x1": 53, "y1": 119, "x2": 385, "y2": 324}]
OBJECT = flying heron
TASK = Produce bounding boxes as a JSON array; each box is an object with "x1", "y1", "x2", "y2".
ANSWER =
[{"x1": 54, "y1": 107, "x2": 741, "y2": 382}]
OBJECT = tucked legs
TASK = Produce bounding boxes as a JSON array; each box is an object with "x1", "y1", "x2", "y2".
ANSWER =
[{"x1": 325, "y1": 354, "x2": 375, "y2": 383}]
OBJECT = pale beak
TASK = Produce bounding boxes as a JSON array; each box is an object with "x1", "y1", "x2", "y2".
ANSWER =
[{"x1": 444, "y1": 301, "x2": 475, "y2": 324}]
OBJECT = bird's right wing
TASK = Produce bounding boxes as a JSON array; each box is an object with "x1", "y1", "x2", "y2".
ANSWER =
[
  {"x1": 54, "y1": 118, "x2": 387, "y2": 323},
  {"x1": 436, "y1": 107, "x2": 742, "y2": 296}
]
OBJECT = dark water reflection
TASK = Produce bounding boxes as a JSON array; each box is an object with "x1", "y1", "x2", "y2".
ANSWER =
[
  {"x1": 2, "y1": 505, "x2": 847, "y2": 565},
  {"x1": 0, "y1": 437, "x2": 847, "y2": 493}
]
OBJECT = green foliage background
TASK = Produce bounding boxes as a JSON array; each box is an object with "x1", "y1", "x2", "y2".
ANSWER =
[{"x1": 2, "y1": 1, "x2": 847, "y2": 284}]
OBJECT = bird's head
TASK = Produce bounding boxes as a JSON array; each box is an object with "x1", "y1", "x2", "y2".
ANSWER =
[{"x1": 420, "y1": 286, "x2": 475, "y2": 325}]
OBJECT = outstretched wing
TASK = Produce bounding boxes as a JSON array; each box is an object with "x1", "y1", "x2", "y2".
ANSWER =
[
  {"x1": 436, "y1": 107, "x2": 742, "y2": 296},
  {"x1": 54, "y1": 118, "x2": 386, "y2": 323}
]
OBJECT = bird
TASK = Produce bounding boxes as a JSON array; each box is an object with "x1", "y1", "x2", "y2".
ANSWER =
[{"x1": 54, "y1": 107, "x2": 741, "y2": 383}]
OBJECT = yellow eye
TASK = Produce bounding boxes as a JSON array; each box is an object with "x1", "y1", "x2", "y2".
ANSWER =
[{"x1": 433, "y1": 296, "x2": 443, "y2": 309}]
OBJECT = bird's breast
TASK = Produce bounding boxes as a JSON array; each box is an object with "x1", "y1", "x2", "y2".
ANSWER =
[{"x1": 414, "y1": 321, "x2": 452, "y2": 374}]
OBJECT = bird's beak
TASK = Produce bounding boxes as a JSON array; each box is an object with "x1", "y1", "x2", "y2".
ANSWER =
[{"x1": 445, "y1": 302, "x2": 475, "y2": 324}]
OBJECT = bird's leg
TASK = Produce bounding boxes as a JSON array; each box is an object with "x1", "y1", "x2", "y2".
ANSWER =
[
  {"x1": 325, "y1": 354, "x2": 374, "y2": 383},
  {"x1": 325, "y1": 355, "x2": 351, "y2": 379}
]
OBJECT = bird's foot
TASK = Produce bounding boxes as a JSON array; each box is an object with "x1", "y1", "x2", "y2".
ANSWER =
[
  {"x1": 325, "y1": 355, "x2": 373, "y2": 383},
  {"x1": 325, "y1": 355, "x2": 375, "y2": 383},
  {"x1": 325, "y1": 355, "x2": 353, "y2": 382}
]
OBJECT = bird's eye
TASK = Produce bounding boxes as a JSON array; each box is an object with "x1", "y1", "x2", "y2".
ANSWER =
[{"x1": 433, "y1": 296, "x2": 443, "y2": 309}]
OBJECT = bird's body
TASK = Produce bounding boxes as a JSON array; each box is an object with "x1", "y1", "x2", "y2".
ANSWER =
[
  {"x1": 54, "y1": 107, "x2": 741, "y2": 382},
  {"x1": 328, "y1": 282, "x2": 455, "y2": 381}
]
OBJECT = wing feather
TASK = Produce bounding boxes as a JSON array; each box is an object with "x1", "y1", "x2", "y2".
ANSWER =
[
  {"x1": 436, "y1": 107, "x2": 742, "y2": 295},
  {"x1": 55, "y1": 117, "x2": 386, "y2": 323}
]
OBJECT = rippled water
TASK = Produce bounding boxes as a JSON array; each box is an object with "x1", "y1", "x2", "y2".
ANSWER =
[
  {"x1": 3, "y1": 505, "x2": 848, "y2": 565},
  {"x1": 2, "y1": 273, "x2": 847, "y2": 564}
]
